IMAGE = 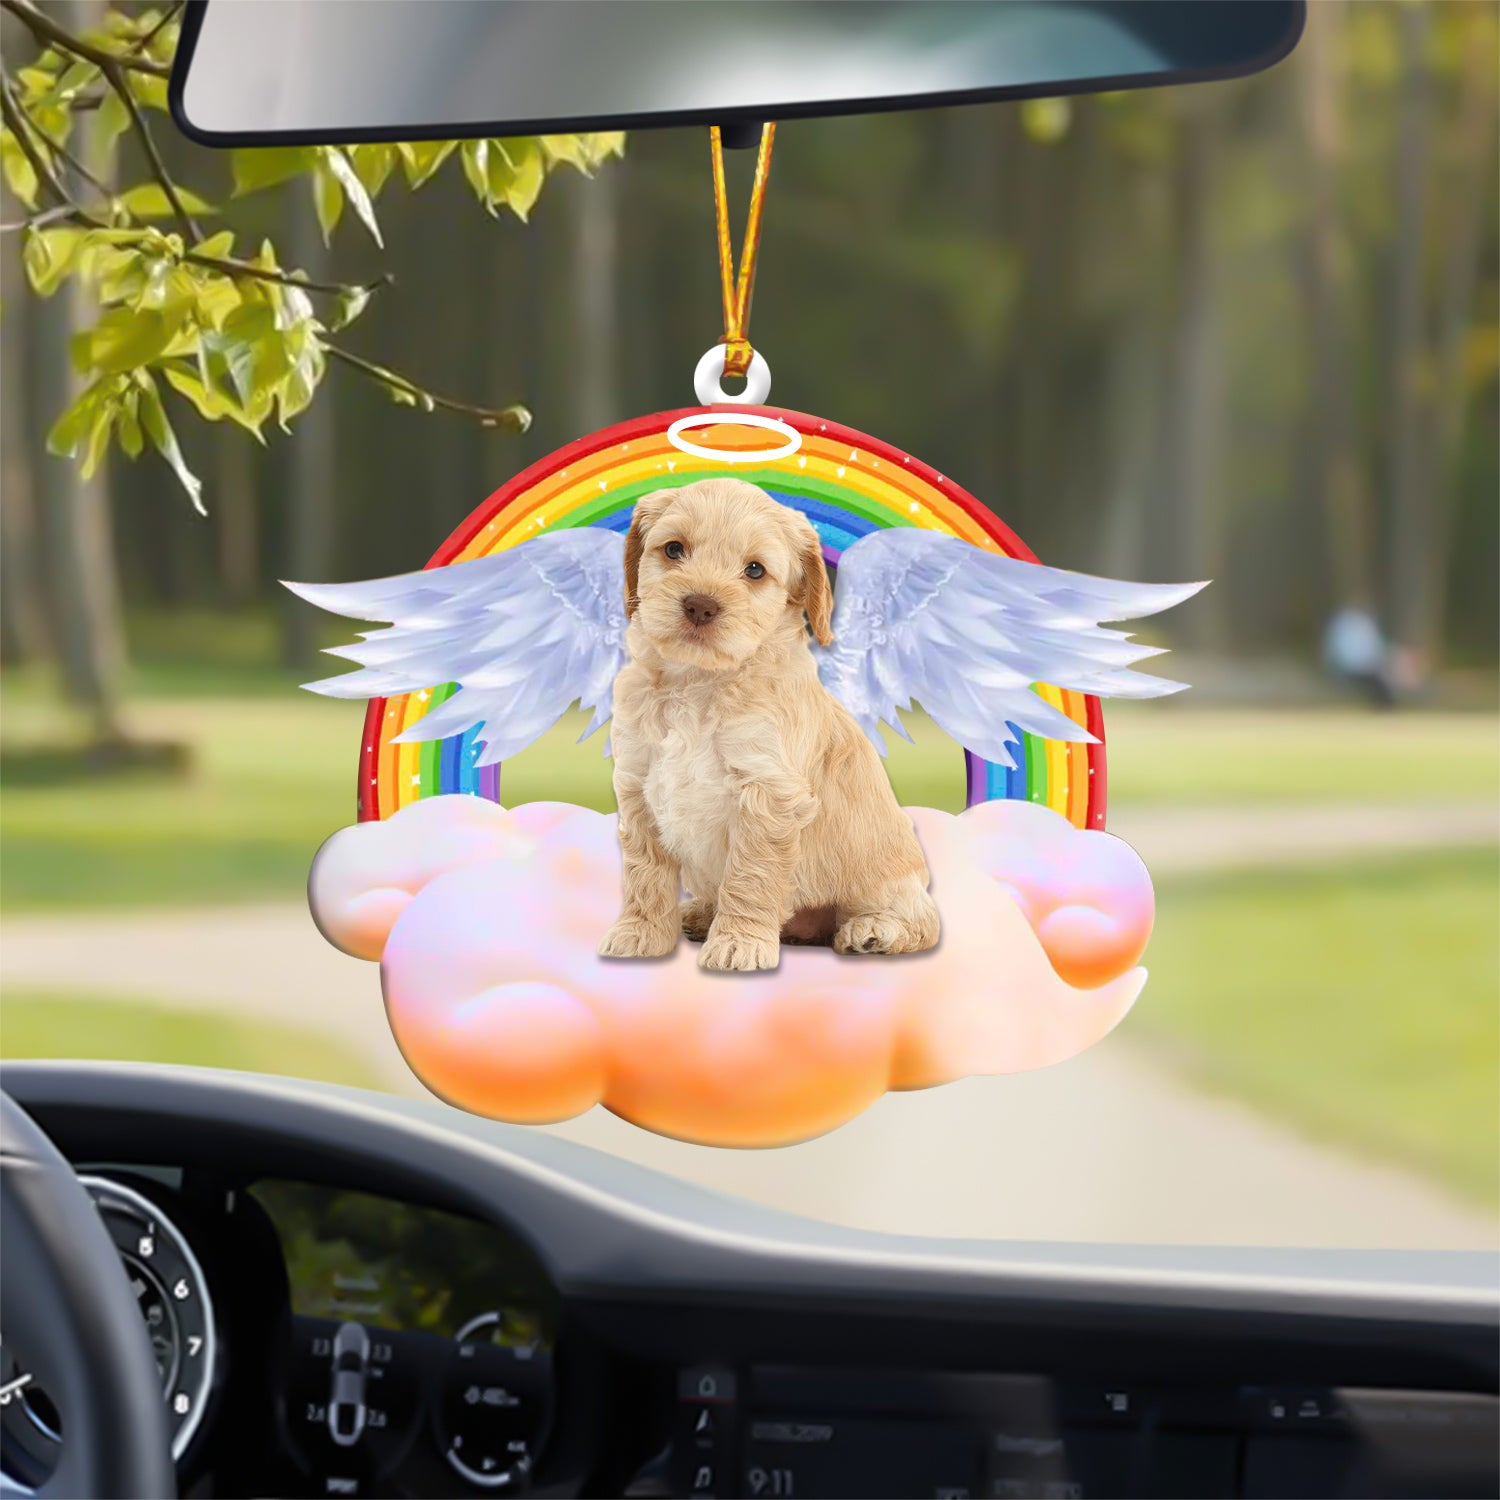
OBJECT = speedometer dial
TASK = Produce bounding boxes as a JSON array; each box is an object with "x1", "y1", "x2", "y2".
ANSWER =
[
  {"x1": 437, "y1": 1310, "x2": 554, "y2": 1489},
  {"x1": 0, "y1": 1176, "x2": 216, "y2": 1484}
]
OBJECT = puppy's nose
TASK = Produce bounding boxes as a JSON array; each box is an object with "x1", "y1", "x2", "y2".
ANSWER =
[{"x1": 681, "y1": 593, "x2": 721, "y2": 626}]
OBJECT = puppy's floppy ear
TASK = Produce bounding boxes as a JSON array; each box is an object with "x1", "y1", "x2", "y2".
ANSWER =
[
  {"x1": 623, "y1": 489, "x2": 674, "y2": 617},
  {"x1": 790, "y1": 514, "x2": 834, "y2": 647}
]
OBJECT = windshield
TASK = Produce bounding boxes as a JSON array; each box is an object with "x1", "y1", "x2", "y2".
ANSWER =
[{"x1": 2, "y1": 1, "x2": 1495, "y2": 1253}]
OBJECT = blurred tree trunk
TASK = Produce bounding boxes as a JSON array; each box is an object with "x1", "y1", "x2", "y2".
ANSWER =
[
  {"x1": 943, "y1": 105, "x2": 1004, "y2": 507},
  {"x1": 279, "y1": 189, "x2": 337, "y2": 667},
  {"x1": 568, "y1": 157, "x2": 621, "y2": 433},
  {"x1": 1099, "y1": 294, "x2": 1161, "y2": 584},
  {"x1": 214, "y1": 426, "x2": 260, "y2": 606},
  {"x1": 1387, "y1": 1, "x2": 1435, "y2": 665},
  {"x1": 30, "y1": 0, "x2": 127, "y2": 740},
  {"x1": 1420, "y1": 24, "x2": 1497, "y2": 663},
  {"x1": 1298, "y1": 0, "x2": 1377, "y2": 618},
  {"x1": 1162, "y1": 94, "x2": 1229, "y2": 647},
  {"x1": 1, "y1": 229, "x2": 52, "y2": 664}
]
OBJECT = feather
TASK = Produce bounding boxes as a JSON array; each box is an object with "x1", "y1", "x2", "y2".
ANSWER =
[
  {"x1": 284, "y1": 527, "x2": 629, "y2": 764},
  {"x1": 814, "y1": 528, "x2": 1206, "y2": 764}
]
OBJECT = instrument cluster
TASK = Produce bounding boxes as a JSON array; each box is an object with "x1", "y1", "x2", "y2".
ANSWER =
[{"x1": 0, "y1": 1169, "x2": 584, "y2": 1498}]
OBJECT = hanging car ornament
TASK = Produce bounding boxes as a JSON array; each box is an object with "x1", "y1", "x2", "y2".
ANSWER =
[{"x1": 291, "y1": 125, "x2": 1205, "y2": 1147}]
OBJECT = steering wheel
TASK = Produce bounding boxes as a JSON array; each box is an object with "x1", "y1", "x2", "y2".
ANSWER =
[{"x1": 0, "y1": 1090, "x2": 175, "y2": 1499}]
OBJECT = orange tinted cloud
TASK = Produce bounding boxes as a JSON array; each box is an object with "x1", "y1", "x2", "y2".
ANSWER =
[{"x1": 309, "y1": 796, "x2": 1153, "y2": 1147}]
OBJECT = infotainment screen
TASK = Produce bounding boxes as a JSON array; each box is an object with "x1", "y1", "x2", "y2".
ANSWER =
[{"x1": 250, "y1": 1179, "x2": 556, "y2": 1341}]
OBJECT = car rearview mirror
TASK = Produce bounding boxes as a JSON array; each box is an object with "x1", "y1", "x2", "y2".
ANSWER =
[{"x1": 171, "y1": 0, "x2": 1304, "y2": 146}]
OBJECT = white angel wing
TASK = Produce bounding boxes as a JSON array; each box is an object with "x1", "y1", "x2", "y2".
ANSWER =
[
  {"x1": 814, "y1": 528, "x2": 1206, "y2": 768},
  {"x1": 285, "y1": 527, "x2": 628, "y2": 766}
]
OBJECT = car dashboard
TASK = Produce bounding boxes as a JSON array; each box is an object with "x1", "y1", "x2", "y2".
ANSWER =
[{"x1": 1, "y1": 1062, "x2": 1495, "y2": 1500}]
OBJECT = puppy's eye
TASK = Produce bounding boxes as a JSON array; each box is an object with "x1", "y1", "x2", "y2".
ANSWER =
[
  {"x1": 744, "y1": 560, "x2": 766, "y2": 580},
  {"x1": 663, "y1": 541, "x2": 686, "y2": 561}
]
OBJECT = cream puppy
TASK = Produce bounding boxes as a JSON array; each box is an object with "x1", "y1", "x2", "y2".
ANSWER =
[{"x1": 599, "y1": 477, "x2": 939, "y2": 972}]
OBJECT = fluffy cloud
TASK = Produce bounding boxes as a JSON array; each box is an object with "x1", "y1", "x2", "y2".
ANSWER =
[{"x1": 309, "y1": 795, "x2": 1154, "y2": 1147}]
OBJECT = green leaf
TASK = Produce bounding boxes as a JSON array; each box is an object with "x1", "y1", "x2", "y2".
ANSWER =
[
  {"x1": 1020, "y1": 97, "x2": 1072, "y2": 144},
  {"x1": 127, "y1": 72, "x2": 170, "y2": 113},
  {"x1": 117, "y1": 385, "x2": 143, "y2": 458},
  {"x1": 115, "y1": 183, "x2": 219, "y2": 220},
  {"x1": 322, "y1": 148, "x2": 383, "y2": 245},
  {"x1": 72, "y1": 304, "x2": 182, "y2": 375},
  {"x1": 138, "y1": 373, "x2": 206, "y2": 514},
  {"x1": 80, "y1": 390, "x2": 117, "y2": 478},
  {"x1": 396, "y1": 140, "x2": 457, "y2": 188},
  {"x1": 311, "y1": 160, "x2": 343, "y2": 243},
  {"x1": 496, "y1": 138, "x2": 544, "y2": 220},
  {"x1": 1, "y1": 129, "x2": 40, "y2": 209},
  {"x1": 162, "y1": 363, "x2": 262, "y2": 436},
  {"x1": 539, "y1": 135, "x2": 590, "y2": 170},
  {"x1": 231, "y1": 146, "x2": 317, "y2": 197},
  {"x1": 45, "y1": 374, "x2": 128, "y2": 478},
  {"x1": 580, "y1": 132, "x2": 626, "y2": 166},
  {"x1": 91, "y1": 243, "x2": 152, "y2": 305},
  {"x1": 46, "y1": 376, "x2": 112, "y2": 458},
  {"x1": 194, "y1": 230, "x2": 235, "y2": 259},
  {"x1": 331, "y1": 285, "x2": 371, "y2": 331},
  {"x1": 53, "y1": 58, "x2": 100, "y2": 101},
  {"x1": 276, "y1": 340, "x2": 326, "y2": 428},
  {"x1": 366, "y1": 360, "x2": 421, "y2": 408},
  {"x1": 134, "y1": 254, "x2": 173, "y2": 311},
  {"x1": 316, "y1": 149, "x2": 381, "y2": 246},
  {"x1": 191, "y1": 272, "x2": 243, "y2": 331},
  {"x1": 350, "y1": 143, "x2": 396, "y2": 196},
  {"x1": 203, "y1": 300, "x2": 278, "y2": 406},
  {"x1": 23, "y1": 227, "x2": 86, "y2": 296},
  {"x1": 96, "y1": 88, "x2": 131, "y2": 153},
  {"x1": 461, "y1": 139, "x2": 496, "y2": 215},
  {"x1": 15, "y1": 66, "x2": 57, "y2": 99}
]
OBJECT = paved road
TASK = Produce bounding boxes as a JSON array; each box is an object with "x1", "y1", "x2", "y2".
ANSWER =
[
  {"x1": 3, "y1": 800, "x2": 1495, "y2": 1250},
  {"x1": 1108, "y1": 798, "x2": 1499, "y2": 874}
]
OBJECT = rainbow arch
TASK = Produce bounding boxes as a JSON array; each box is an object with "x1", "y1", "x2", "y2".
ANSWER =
[{"x1": 357, "y1": 406, "x2": 1108, "y2": 830}]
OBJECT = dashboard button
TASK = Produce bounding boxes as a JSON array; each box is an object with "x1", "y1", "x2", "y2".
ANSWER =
[
  {"x1": 1241, "y1": 1387, "x2": 1348, "y2": 1433},
  {"x1": 679, "y1": 1367, "x2": 738, "y2": 1405},
  {"x1": 674, "y1": 1368, "x2": 739, "y2": 1497},
  {"x1": 1059, "y1": 1386, "x2": 1143, "y2": 1427}
]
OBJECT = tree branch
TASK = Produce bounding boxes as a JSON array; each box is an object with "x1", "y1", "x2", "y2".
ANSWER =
[
  {"x1": 0, "y1": 202, "x2": 77, "y2": 232},
  {"x1": 3, "y1": 71, "x2": 113, "y2": 200},
  {"x1": 100, "y1": 57, "x2": 198, "y2": 242},
  {"x1": 0, "y1": 0, "x2": 173, "y2": 78},
  {"x1": 325, "y1": 344, "x2": 532, "y2": 432},
  {"x1": 187, "y1": 254, "x2": 392, "y2": 299},
  {"x1": 0, "y1": 77, "x2": 74, "y2": 209},
  {"x1": 126, "y1": 1, "x2": 181, "y2": 58}
]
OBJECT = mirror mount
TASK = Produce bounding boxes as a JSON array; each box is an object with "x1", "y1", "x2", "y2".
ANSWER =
[{"x1": 718, "y1": 121, "x2": 767, "y2": 152}]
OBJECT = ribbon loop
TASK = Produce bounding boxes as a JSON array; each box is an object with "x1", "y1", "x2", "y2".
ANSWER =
[{"x1": 710, "y1": 123, "x2": 777, "y2": 379}]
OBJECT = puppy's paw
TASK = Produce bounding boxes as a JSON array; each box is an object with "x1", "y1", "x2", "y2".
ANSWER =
[
  {"x1": 698, "y1": 924, "x2": 780, "y2": 972},
  {"x1": 598, "y1": 917, "x2": 678, "y2": 959},
  {"x1": 834, "y1": 911, "x2": 938, "y2": 956},
  {"x1": 679, "y1": 897, "x2": 716, "y2": 943}
]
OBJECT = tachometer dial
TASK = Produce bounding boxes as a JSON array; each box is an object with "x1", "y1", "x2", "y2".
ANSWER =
[{"x1": 0, "y1": 1175, "x2": 216, "y2": 1487}]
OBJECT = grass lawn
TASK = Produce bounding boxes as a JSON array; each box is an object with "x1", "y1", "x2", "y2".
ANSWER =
[
  {"x1": 0, "y1": 992, "x2": 380, "y2": 1090},
  {"x1": 1140, "y1": 849, "x2": 1500, "y2": 1206},
  {"x1": 1, "y1": 639, "x2": 1495, "y2": 911}
]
